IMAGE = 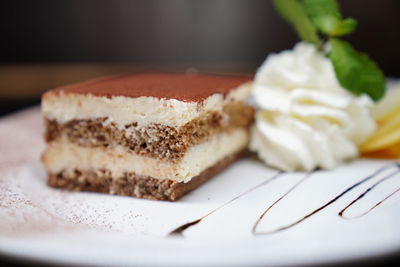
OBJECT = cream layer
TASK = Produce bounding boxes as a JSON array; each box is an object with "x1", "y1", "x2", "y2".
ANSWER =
[
  {"x1": 42, "y1": 83, "x2": 252, "y2": 128},
  {"x1": 42, "y1": 128, "x2": 248, "y2": 183}
]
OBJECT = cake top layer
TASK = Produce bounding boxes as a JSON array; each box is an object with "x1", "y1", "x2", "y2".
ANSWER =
[{"x1": 45, "y1": 72, "x2": 251, "y2": 102}]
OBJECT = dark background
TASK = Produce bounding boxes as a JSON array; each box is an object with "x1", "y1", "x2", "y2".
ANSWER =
[
  {"x1": 1, "y1": 0, "x2": 400, "y2": 73},
  {"x1": 1, "y1": 0, "x2": 400, "y2": 116}
]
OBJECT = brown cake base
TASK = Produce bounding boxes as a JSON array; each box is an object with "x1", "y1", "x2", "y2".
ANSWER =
[{"x1": 48, "y1": 150, "x2": 245, "y2": 201}]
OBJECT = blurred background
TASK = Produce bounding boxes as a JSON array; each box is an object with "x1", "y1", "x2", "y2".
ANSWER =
[
  {"x1": 1, "y1": 1, "x2": 400, "y2": 266},
  {"x1": 1, "y1": 0, "x2": 400, "y2": 116}
]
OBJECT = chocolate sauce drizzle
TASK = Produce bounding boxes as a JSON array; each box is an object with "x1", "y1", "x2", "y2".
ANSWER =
[
  {"x1": 253, "y1": 162, "x2": 400, "y2": 235},
  {"x1": 252, "y1": 171, "x2": 314, "y2": 235},
  {"x1": 167, "y1": 162, "x2": 400, "y2": 238},
  {"x1": 339, "y1": 164, "x2": 400, "y2": 219},
  {"x1": 168, "y1": 171, "x2": 282, "y2": 236}
]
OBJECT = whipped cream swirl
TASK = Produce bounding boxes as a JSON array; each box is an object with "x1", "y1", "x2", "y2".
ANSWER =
[{"x1": 249, "y1": 42, "x2": 376, "y2": 171}]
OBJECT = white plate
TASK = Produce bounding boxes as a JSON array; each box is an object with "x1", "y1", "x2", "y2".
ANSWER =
[{"x1": 0, "y1": 108, "x2": 399, "y2": 266}]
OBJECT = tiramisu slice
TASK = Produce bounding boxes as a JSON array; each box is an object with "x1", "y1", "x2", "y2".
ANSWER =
[{"x1": 42, "y1": 72, "x2": 253, "y2": 200}]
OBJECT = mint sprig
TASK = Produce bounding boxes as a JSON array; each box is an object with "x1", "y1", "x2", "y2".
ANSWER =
[
  {"x1": 303, "y1": 0, "x2": 357, "y2": 37},
  {"x1": 273, "y1": 0, "x2": 386, "y2": 101},
  {"x1": 273, "y1": 0, "x2": 320, "y2": 46},
  {"x1": 328, "y1": 39, "x2": 386, "y2": 101}
]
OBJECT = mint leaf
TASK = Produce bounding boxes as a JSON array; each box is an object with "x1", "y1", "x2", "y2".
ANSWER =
[
  {"x1": 304, "y1": 0, "x2": 341, "y2": 19},
  {"x1": 273, "y1": 0, "x2": 386, "y2": 101},
  {"x1": 303, "y1": 0, "x2": 357, "y2": 36},
  {"x1": 273, "y1": 0, "x2": 320, "y2": 46},
  {"x1": 335, "y1": 18, "x2": 357, "y2": 36},
  {"x1": 328, "y1": 38, "x2": 386, "y2": 101}
]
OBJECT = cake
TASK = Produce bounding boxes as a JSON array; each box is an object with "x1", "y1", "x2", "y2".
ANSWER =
[{"x1": 41, "y1": 72, "x2": 253, "y2": 200}]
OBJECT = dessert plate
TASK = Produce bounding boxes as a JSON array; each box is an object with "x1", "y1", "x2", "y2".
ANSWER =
[{"x1": 1, "y1": 107, "x2": 400, "y2": 266}]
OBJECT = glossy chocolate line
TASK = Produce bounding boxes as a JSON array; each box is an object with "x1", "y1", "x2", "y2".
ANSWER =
[
  {"x1": 340, "y1": 186, "x2": 400, "y2": 220},
  {"x1": 339, "y1": 164, "x2": 400, "y2": 219},
  {"x1": 168, "y1": 171, "x2": 282, "y2": 237},
  {"x1": 357, "y1": 187, "x2": 400, "y2": 216},
  {"x1": 253, "y1": 163, "x2": 399, "y2": 235},
  {"x1": 252, "y1": 171, "x2": 314, "y2": 235}
]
